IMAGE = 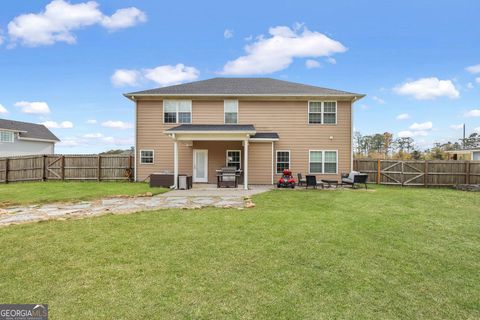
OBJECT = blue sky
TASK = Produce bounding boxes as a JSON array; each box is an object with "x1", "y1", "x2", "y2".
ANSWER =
[{"x1": 0, "y1": 0, "x2": 479, "y2": 153}]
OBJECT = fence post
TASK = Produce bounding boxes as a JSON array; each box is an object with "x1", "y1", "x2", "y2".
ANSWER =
[
  {"x1": 424, "y1": 160, "x2": 429, "y2": 187},
  {"x1": 61, "y1": 156, "x2": 65, "y2": 180},
  {"x1": 128, "y1": 155, "x2": 133, "y2": 182},
  {"x1": 466, "y1": 161, "x2": 470, "y2": 185},
  {"x1": 97, "y1": 155, "x2": 102, "y2": 182},
  {"x1": 42, "y1": 155, "x2": 47, "y2": 181},
  {"x1": 376, "y1": 159, "x2": 381, "y2": 184},
  {"x1": 5, "y1": 158, "x2": 9, "y2": 184}
]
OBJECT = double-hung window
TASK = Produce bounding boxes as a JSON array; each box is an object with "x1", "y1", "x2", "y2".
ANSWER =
[
  {"x1": 308, "y1": 101, "x2": 337, "y2": 124},
  {"x1": 0, "y1": 130, "x2": 14, "y2": 143},
  {"x1": 276, "y1": 151, "x2": 290, "y2": 173},
  {"x1": 224, "y1": 100, "x2": 238, "y2": 124},
  {"x1": 164, "y1": 100, "x2": 192, "y2": 124},
  {"x1": 140, "y1": 150, "x2": 154, "y2": 164},
  {"x1": 309, "y1": 150, "x2": 337, "y2": 174},
  {"x1": 226, "y1": 150, "x2": 241, "y2": 170}
]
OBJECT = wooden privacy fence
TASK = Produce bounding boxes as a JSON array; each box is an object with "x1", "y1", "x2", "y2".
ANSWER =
[
  {"x1": 354, "y1": 159, "x2": 480, "y2": 186},
  {"x1": 0, "y1": 154, "x2": 134, "y2": 183}
]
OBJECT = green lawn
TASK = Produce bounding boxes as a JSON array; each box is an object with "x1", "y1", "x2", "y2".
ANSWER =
[
  {"x1": 0, "y1": 186, "x2": 479, "y2": 319},
  {"x1": 0, "y1": 181, "x2": 167, "y2": 207}
]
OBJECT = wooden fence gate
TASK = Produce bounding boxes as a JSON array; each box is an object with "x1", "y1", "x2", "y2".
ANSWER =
[{"x1": 354, "y1": 159, "x2": 480, "y2": 186}]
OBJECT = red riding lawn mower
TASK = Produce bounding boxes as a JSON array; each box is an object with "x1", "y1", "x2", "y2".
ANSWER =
[{"x1": 277, "y1": 169, "x2": 296, "y2": 188}]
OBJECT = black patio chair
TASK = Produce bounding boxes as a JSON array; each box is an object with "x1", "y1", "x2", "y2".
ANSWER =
[
  {"x1": 297, "y1": 173, "x2": 306, "y2": 186},
  {"x1": 305, "y1": 175, "x2": 318, "y2": 189}
]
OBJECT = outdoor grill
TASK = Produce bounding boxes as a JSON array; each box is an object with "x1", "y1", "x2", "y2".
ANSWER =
[{"x1": 216, "y1": 167, "x2": 241, "y2": 188}]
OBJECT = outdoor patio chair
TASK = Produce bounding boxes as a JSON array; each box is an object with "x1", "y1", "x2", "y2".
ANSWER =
[
  {"x1": 341, "y1": 171, "x2": 368, "y2": 189},
  {"x1": 297, "y1": 173, "x2": 306, "y2": 186},
  {"x1": 305, "y1": 175, "x2": 318, "y2": 189}
]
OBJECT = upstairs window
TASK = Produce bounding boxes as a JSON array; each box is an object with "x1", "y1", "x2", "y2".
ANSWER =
[
  {"x1": 0, "y1": 131, "x2": 14, "y2": 143},
  {"x1": 308, "y1": 101, "x2": 337, "y2": 124},
  {"x1": 224, "y1": 100, "x2": 238, "y2": 124},
  {"x1": 226, "y1": 150, "x2": 241, "y2": 170},
  {"x1": 164, "y1": 100, "x2": 192, "y2": 124},
  {"x1": 276, "y1": 150, "x2": 290, "y2": 174}
]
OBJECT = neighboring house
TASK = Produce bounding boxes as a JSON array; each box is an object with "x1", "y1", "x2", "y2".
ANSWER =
[
  {"x1": 125, "y1": 78, "x2": 364, "y2": 189},
  {"x1": 0, "y1": 118, "x2": 60, "y2": 157},
  {"x1": 446, "y1": 148, "x2": 480, "y2": 161}
]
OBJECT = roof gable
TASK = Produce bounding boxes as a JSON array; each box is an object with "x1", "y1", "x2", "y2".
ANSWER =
[{"x1": 0, "y1": 118, "x2": 60, "y2": 142}]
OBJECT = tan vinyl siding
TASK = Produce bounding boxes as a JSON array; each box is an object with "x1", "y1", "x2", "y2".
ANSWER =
[
  {"x1": 248, "y1": 142, "x2": 273, "y2": 184},
  {"x1": 136, "y1": 98, "x2": 352, "y2": 183},
  {"x1": 240, "y1": 100, "x2": 352, "y2": 181},
  {"x1": 136, "y1": 100, "x2": 192, "y2": 180}
]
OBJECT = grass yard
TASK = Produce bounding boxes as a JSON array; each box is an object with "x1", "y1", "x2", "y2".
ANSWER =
[
  {"x1": 0, "y1": 181, "x2": 167, "y2": 207},
  {"x1": 0, "y1": 186, "x2": 479, "y2": 319}
]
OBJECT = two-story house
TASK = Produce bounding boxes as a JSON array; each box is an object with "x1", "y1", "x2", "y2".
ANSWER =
[
  {"x1": 0, "y1": 118, "x2": 60, "y2": 157},
  {"x1": 125, "y1": 78, "x2": 364, "y2": 189}
]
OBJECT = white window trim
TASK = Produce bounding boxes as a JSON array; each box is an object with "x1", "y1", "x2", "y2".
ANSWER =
[
  {"x1": 163, "y1": 100, "x2": 192, "y2": 124},
  {"x1": 308, "y1": 150, "x2": 338, "y2": 174},
  {"x1": 275, "y1": 150, "x2": 291, "y2": 174},
  {"x1": 224, "y1": 99, "x2": 239, "y2": 124},
  {"x1": 225, "y1": 149, "x2": 241, "y2": 168},
  {"x1": 0, "y1": 130, "x2": 14, "y2": 143},
  {"x1": 308, "y1": 101, "x2": 337, "y2": 125},
  {"x1": 140, "y1": 149, "x2": 155, "y2": 165}
]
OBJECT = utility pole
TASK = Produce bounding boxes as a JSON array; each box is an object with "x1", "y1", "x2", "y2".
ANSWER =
[{"x1": 463, "y1": 124, "x2": 466, "y2": 148}]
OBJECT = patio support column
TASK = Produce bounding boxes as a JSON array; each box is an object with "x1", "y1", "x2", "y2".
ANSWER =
[
  {"x1": 173, "y1": 140, "x2": 178, "y2": 189},
  {"x1": 244, "y1": 139, "x2": 249, "y2": 190}
]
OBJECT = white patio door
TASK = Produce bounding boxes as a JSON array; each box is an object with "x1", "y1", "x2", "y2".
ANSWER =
[{"x1": 193, "y1": 149, "x2": 208, "y2": 183}]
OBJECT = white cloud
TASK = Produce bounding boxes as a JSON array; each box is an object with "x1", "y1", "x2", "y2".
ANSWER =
[
  {"x1": 409, "y1": 121, "x2": 433, "y2": 131},
  {"x1": 465, "y1": 64, "x2": 480, "y2": 74},
  {"x1": 325, "y1": 57, "x2": 336, "y2": 64},
  {"x1": 305, "y1": 59, "x2": 321, "y2": 69},
  {"x1": 220, "y1": 25, "x2": 347, "y2": 75},
  {"x1": 224, "y1": 29, "x2": 233, "y2": 39},
  {"x1": 397, "y1": 130, "x2": 429, "y2": 138},
  {"x1": 467, "y1": 82, "x2": 474, "y2": 89},
  {"x1": 111, "y1": 63, "x2": 199, "y2": 87},
  {"x1": 59, "y1": 133, "x2": 133, "y2": 148},
  {"x1": 101, "y1": 7, "x2": 146, "y2": 31},
  {"x1": 14, "y1": 101, "x2": 50, "y2": 114},
  {"x1": 450, "y1": 124, "x2": 464, "y2": 130},
  {"x1": 393, "y1": 77, "x2": 460, "y2": 100},
  {"x1": 144, "y1": 64, "x2": 199, "y2": 87},
  {"x1": 7, "y1": 0, "x2": 146, "y2": 47},
  {"x1": 474, "y1": 127, "x2": 480, "y2": 134},
  {"x1": 465, "y1": 109, "x2": 480, "y2": 117},
  {"x1": 372, "y1": 96, "x2": 385, "y2": 104},
  {"x1": 111, "y1": 69, "x2": 141, "y2": 87},
  {"x1": 359, "y1": 104, "x2": 369, "y2": 110},
  {"x1": 244, "y1": 35, "x2": 253, "y2": 41},
  {"x1": 0, "y1": 29, "x2": 4, "y2": 45},
  {"x1": 396, "y1": 113, "x2": 410, "y2": 120},
  {"x1": 0, "y1": 104, "x2": 8, "y2": 114},
  {"x1": 86, "y1": 119, "x2": 97, "y2": 124},
  {"x1": 476, "y1": 77, "x2": 480, "y2": 84},
  {"x1": 41, "y1": 120, "x2": 73, "y2": 129},
  {"x1": 101, "y1": 120, "x2": 133, "y2": 129}
]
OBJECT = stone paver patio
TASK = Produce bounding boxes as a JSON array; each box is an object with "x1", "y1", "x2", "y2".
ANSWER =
[{"x1": 0, "y1": 185, "x2": 272, "y2": 227}]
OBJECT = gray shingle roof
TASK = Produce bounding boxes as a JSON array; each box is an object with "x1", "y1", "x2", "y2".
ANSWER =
[
  {"x1": 166, "y1": 124, "x2": 255, "y2": 132},
  {"x1": 126, "y1": 78, "x2": 364, "y2": 98},
  {"x1": 0, "y1": 118, "x2": 60, "y2": 142},
  {"x1": 251, "y1": 132, "x2": 279, "y2": 139}
]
